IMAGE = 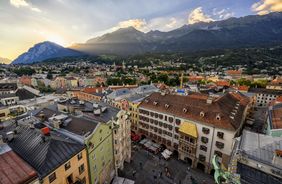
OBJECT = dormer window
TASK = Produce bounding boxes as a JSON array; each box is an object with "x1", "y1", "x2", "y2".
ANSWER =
[
  {"x1": 165, "y1": 104, "x2": 170, "y2": 109},
  {"x1": 145, "y1": 99, "x2": 149, "y2": 103},
  {"x1": 216, "y1": 114, "x2": 221, "y2": 120},
  {"x1": 183, "y1": 108, "x2": 187, "y2": 113},
  {"x1": 153, "y1": 101, "x2": 158, "y2": 105},
  {"x1": 200, "y1": 111, "x2": 205, "y2": 117}
]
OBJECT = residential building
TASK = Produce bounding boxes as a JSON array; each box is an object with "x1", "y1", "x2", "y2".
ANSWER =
[
  {"x1": 0, "y1": 93, "x2": 19, "y2": 106},
  {"x1": 35, "y1": 107, "x2": 114, "y2": 184},
  {"x1": 236, "y1": 130, "x2": 282, "y2": 184},
  {"x1": 0, "y1": 83, "x2": 17, "y2": 95},
  {"x1": 266, "y1": 103, "x2": 282, "y2": 137},
  {"x1": 138, "y1": 92, "x2": 250, "y2": 173},
  {"x1": 249, "y1": 88, "x2": 282, "y2": 107},
  {"x1": 0, "y1": 119, "x2": 89, "y2": 184},
  {"x1": 266, "y1": 77, "x2": 282, "y2": 91},
  {"x1": 0, "y1": 143, "x2": 38, "y2": 184},
  {"x1": 112, "y1": 110, "x2": 131, "y2": 173},
  {"x1": 225, "y1": 70, "x2": 242, "y2": 80},
  {"x1": 0, "y1": 104, "x2": 10, "y2": 122}
]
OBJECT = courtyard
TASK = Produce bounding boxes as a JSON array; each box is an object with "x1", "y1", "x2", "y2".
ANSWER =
[{"x1": 119, "y1": 144, "x2": 215, "y2": 184}]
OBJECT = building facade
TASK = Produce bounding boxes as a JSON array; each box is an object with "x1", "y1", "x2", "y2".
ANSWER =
[
  {"x1": 138, "y1": 92, "x2": 250, "y2": 173},
  {"x1": 112, "y1": 110, "x2": 131, "y2": 173}
]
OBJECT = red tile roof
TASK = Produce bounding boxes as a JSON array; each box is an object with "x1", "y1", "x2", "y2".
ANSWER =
[
  {"x1": 271, "y1": 106, "x2": 282, "y2": 129},
  {"x1": 82, "y1": 87, "x2": 106, "y2": 94},
  {"x1": 216, "y1": 80, "x2": 230, "y2": 87},
  {"x1": 238, "y1": 85, "x2": 249, "y2": 92},
  {"x1": 226, "y1": 70, "x2": 242, "y2": 75},
  {"x1": 140, "y1": 92, "x2": 250, "y2": 131},
  {"x1": 0, "y1": 150, "x2": 37, "y2": 184}
]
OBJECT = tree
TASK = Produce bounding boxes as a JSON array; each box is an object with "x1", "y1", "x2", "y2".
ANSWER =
[{"x1": 47, "y1": 72, "x2": 53, "y2": 80}]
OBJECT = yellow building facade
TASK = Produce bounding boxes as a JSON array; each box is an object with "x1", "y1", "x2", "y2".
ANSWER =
[{"x1": 42, "y1": 149, "x2": 89, "y2": 184}]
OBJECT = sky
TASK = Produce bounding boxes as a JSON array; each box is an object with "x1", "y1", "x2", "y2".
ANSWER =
[{"x1": 0, "y1": 0, "x2": 282, "y2": 61}]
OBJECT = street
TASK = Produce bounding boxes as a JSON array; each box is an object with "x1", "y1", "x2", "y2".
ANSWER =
[{"x1": 120, "y1": 145, "x2": 215, "y2": 184}]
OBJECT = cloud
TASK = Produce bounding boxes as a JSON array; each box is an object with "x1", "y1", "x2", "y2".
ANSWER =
[
  {"x1": 117, "y1": 19, "x2": 147, "y2": 29},
  {"x1": 213, "y1": 8, "x2": 234, "y2": 20},
  {"x1": 10, "y1": 0, "x2": 41, "y2": 12},
  {"x1": 188, "y1": 7, "x2": 214, "y2": 24},
  {"x1": 252, "y1": 0, "x2": 282, "y2": 15}
]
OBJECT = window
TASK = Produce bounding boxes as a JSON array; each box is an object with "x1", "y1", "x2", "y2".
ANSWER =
[
  {"x1": 175, "y1": 127, "x2": 179, "y2": 133},
  {"x1": 199, "y1": 154, "x2": 206, "y2": 162},
  {"x1": 159, "y1": 114, "x2": 163, "y2": 119},
  {"x1": 79, "y1": 164, "x2": 85, "y2": 174},
  {"x1": 202, "y1": 127, "x2": 210, "y2": 134},
  {"x1": 216, "y1": 141, "x2": 224, "y2": 149},
  {"x1": 77, "y1": 152, "x2": 83, "y2": 160},
  {"x1": 214, "y1": 151, "x2": 223, "y2": 157},
  {"x1": 200, "y1": 145, "x2": 207, "y2": 152},
  {"x1": 165, "y1": 116, "x2": 167, "y2": 121},
  {"x1": 48, "y1": 172, "x2": 56, "y2": 183},
  {"x1": 175, "y1": 119, "x2": 181, "y2": 125},
  {"x1": 65, "y1": 162, "x2": 71, "y2": 170},
  {"x1": 168, "y1": 117, "x2": 173, "y2": 123},
  {"x1": 81, "y1": 177, "x2": 86, "y2": 184},
  {"x1": 201, "y1": 136, "x2": 209, "y2": 144},
  {"x1": 217, "y1": 132, "x2": 224, "y2": 139}
]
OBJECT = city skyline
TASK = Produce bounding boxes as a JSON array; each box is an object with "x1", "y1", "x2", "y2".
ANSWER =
[{"x1": 1, "y1": 0, "x2": 281, "y2": 60}]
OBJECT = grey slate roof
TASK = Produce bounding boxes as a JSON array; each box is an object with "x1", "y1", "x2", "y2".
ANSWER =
[
  {"x1": 240, "y1": 130, "x2": 282, "y2": 169},
  {"x1": 0, "y1": 83, "x2": 17, "y2": 91},
  {"x1": 16, "y1": 88, "x2": 39, "y2": 100},
  {"x1": 0, "y1": 125, "x2": 84, "y2": 178},
  {"x1": 83, "y1": 102, "x2": 120, "y2": 123},
  {"x1": 34, "y1": 107, "x2": 99, "y2": 136}
]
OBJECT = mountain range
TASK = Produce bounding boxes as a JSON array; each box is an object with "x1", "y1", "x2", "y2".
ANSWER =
[
  {"x1": 0, "y1": 57, "x2": 11, "y2": 64},
  {"x1": 73, "y1": 12, "x2": 282, "y2": 55},
  {"x1": 12, "y1": 41, "x2": 83, "y2": 64},
  {"x1": 12, "y1": 12, "x2": 282, "y2": 64}
]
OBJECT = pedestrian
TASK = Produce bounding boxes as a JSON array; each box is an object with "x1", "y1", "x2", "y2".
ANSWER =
[
  {"x1": 179, "y1": 180, "x2": 181, "y2": 184},
  {"x1": 139, "y1": 162, "x2": 143, "y2": 169},
  {"x1": 159, "y1": 171, "x2": 162, "y2": 178}
]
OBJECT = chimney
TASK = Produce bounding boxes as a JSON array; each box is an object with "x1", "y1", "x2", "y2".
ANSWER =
[
  {"x1": 206, "y1": 96, "x2": 213, "y2": 104},
  {"x1": 6, "y1": 131, "x2": 14, "y2": 142},
  {"x1": 41, "y1": 127, "x2": 50, "y2": 136}
]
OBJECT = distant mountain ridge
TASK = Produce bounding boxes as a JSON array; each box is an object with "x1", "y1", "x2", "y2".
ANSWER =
[
  {"x1": 12, "y1": 41, "x2": 84, "y2": 64},
  {"x1": 73, "y1": 12, "x2": 282, "y2": 55},
  {"x1": 0, "y1": 57, "x2": 11, "y2": 64}
]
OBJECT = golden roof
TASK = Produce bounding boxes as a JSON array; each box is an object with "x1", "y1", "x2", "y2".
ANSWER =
[{"x1": 179, "y1": 122, "x2": 198, "y2": 138}]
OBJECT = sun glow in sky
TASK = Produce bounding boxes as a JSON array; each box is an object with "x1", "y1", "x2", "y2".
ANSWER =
[{"x1": 0, "y1": 0, "x2": 282, "y2": 61}]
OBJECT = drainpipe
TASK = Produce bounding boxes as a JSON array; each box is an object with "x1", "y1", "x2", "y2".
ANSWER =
[{"x1": 207, "y1": 126, "x2": 216, "y2": 173}]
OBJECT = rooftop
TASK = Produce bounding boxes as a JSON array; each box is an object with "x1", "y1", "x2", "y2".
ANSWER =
[
  {"x1": 0, "y1": 83, "x2": 17, "y2": 91},
  {"x1": 0, "y1": 124, "x2": 84, "y2": 178},
  {"x1": 140, "y1": 92, "x2": 250, "y2": 131},
  {"x1": 0, "y1": 144, "x2": 37, "y2": 184},
  {"x1": 269, "y1": 103, "x2": 282, "y2": 129},
  {"x1": 239, "y1": 130, "x2": 282, "y2": 169},
  {"x1": 16, "y1": 88, "x2": 39, "y2": 100},
  {"x1": 249, "y1": 88, "x2": 282, "y2": 95},
  {"x1": 34, "y1": 107, "x2": 99, "y2": 136}
]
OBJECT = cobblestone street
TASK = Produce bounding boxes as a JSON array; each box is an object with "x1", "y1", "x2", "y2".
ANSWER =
[{"x1": 120, "y1": 145, "x2": 214, "y2": 184}]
